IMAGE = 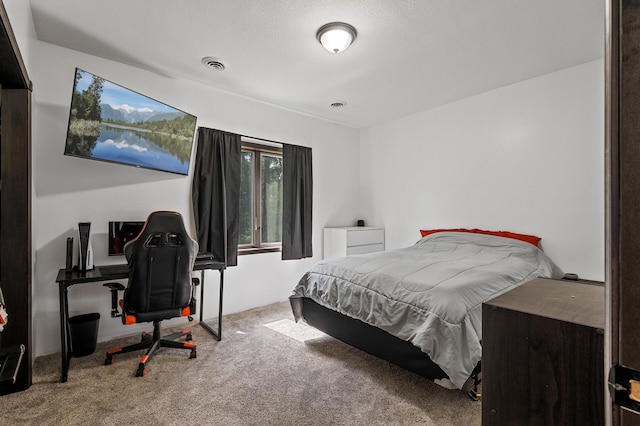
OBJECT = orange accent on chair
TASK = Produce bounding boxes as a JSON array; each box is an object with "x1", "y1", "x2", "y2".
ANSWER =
[
  {"x1": 140, "y1": 355, "x2": 149, "y2": 364},
  {"x1": 124, "y1": 315, "x2": 137, "y2": 325},
  {"x1": 185, "y1": 343, "x2": 195, "y2": 349},
  {"x1": 107, "y1": 348, "x2": 122, "y2": 355},
  {"x1": 181, "y1": 306, "x2": 190, "y2": 317}
]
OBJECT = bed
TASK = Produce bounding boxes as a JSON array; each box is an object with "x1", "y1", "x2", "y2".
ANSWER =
[{"x1": 290, "y1": 230, "x2": 563, "y2": 390}]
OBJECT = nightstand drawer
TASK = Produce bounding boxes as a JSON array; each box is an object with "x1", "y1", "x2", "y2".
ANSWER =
[
  {"x1": 347, "y1": 229, "x2": 385, "y2": 247},
  {"x1": 323, "y1": 226, "x2": 385, "y2": 259},
  {"x1": 347, "y1": 243, "x2": 384, "y2": 255}
]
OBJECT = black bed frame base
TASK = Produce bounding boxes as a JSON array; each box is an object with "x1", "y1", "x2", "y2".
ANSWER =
[{"x1": 296, "y1": 297, "x2": 481, "y2": 399}]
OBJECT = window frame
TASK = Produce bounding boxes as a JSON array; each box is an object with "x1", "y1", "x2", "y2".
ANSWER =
[{"x1": 238, "y1": 140, "x2": 283, "y2": 255}]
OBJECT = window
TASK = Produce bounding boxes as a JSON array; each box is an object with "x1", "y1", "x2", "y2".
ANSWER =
[{"x1": 239, "y1": 141, "x2": 283, "y2": 253}]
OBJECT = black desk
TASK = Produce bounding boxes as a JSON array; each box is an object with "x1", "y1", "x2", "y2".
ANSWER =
[{"x1": 55, "y1": 258, "x2": 225, "y2": 383}]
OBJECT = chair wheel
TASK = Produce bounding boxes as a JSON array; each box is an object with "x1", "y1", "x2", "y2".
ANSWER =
[
  {"x1": 190, "y1": 349, "x2": 197, "y2": 359},
  {"x1": 104, "y1": 355, "x2": 113, "y2": 366},
  {"x1": 186, "y1": 333, "x2": 192, "y2": 341},
  {"x1": 136, "y1": 365, "x2": 146, "y2": 377},
  {"x1": 468, "y1": 390, "x2": 481, "y2": 401}
]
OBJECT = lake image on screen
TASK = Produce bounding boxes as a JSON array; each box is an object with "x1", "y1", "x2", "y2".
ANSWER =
[{"x1": 64, "y1": 69, "x2": 197, "y2": 175}]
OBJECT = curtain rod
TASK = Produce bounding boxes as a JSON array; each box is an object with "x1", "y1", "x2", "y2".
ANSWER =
[
  {"x1": 198, "y1": 126, "x2": 303, "y2": 148},
  {"x1": 241, "y1": 134, "x2": 284, "y2": 147}
]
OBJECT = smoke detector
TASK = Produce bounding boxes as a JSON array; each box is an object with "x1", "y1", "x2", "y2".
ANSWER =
[
  {"x1": 330, "y1": 101, "x2": 348, "y2": 108},
  {"x1": 201, "y1": 57, "x2": 227, "y2": 71}
]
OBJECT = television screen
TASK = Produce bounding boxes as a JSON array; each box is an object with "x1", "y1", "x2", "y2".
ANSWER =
[
  {"x1": 108, "y1": 221, "x2": 145, "y2": 256},
  {"x1": 64, "y1": 68, "x2": 197, "y2": 175}
]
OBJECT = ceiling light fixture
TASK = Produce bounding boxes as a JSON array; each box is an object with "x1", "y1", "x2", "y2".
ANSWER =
[{"x1": 316, "y1": 22, "x2": 357, "y2": 54}]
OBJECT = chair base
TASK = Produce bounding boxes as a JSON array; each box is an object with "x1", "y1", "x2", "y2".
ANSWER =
[{"x1": 105, "y1": 320, "x2": 196, "y2": 377}]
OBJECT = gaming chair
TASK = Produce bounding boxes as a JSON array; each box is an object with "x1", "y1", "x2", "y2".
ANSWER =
[{"x1": 103, "y1": 211, "x2": 199, "y2": 377}]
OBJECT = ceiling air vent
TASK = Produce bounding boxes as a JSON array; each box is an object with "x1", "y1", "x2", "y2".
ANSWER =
[{"x1": 201, "y1": 57, "x2": 227, "y2": 71}]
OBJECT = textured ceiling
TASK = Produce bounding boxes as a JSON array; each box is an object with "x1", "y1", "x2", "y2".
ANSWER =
[{"x1": 29, "y1": 0, "x2": 604, "y2": 129}]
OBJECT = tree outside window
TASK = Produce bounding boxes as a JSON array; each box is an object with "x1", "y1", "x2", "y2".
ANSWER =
[{"x1": 239, "y1": 142, "x2": 282, "y2": 252}]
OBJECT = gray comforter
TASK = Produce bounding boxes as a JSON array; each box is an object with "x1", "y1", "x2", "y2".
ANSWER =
[{"x1": 290, "y1": 232, "x2": 563, "y2": 388}]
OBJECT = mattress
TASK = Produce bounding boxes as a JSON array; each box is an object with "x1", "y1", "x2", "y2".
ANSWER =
[{"x1": 290, "y1": 231, "x2": 563, "y2": 388}]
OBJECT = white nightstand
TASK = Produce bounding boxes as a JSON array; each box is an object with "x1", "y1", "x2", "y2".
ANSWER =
[{"x1": 323, "y1": 227, "x2": 385, "y2": 259}]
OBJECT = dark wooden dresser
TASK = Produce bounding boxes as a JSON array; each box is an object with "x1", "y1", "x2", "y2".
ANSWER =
[{"x1": 482, "y1": 277, "x2": 605, "y2": 425}]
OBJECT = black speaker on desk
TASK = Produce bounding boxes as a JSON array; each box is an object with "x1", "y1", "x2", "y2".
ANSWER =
[
  {"x1": 77, "y1": 222, "x2": 94, "y2": 271},
  {"x1": 65, "y1": 237, "x2": 73, "y2": 271}
]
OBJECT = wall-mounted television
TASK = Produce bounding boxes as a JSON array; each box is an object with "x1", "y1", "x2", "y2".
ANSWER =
[{"x1": 64, "y1": 68, "x2": 197, "y2": 175}]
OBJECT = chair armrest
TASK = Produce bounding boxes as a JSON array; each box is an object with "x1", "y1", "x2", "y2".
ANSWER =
[
  {"x1": 103, "y1": 282, "x2": 125, "y2": 317},
  {"x1": 103, "y1": 282, "x2": 125, "y2": 291},
  {"x1": 188, "y1": 277, "x2": 200, "y2": 317}
]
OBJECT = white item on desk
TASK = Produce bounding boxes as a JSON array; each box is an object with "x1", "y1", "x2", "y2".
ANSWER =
[{"x1": 77, "y1": 222, "x2": 94, "y2": 271}]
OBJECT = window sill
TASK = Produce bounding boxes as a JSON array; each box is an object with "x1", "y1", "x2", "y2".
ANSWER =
[{"x1": 238, "y1": 247, "x2": 281, "y2": 256}]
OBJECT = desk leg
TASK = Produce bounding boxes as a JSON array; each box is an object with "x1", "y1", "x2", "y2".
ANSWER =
[
  {"x1": 216, "y1": 270, "x2": 224, "y2": 339},
  {"x1": 198, "y1": 269, "x2": 224, "y2": 341},
  {"x1": 58, "y1": 283, "x2": 70, "y2": 383},
  {"x1": 199, "y1": 270, "x2": 205, "y2": 325}
]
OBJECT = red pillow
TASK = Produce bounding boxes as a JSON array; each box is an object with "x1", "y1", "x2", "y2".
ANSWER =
[
  {"x1": 419, "y1": 228, "x2": 541, "y2": 246},
  {"x1": 420, "y1": 228, "x2": 472, "y2": 237}
]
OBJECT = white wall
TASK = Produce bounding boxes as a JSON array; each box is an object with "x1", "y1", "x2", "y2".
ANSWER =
[
  {"x1": 30, "y1": 41, "x2": 361, "y2": 357},
  {"x1": 2, "y1": 0, "x2": 35, "y2": 72},
  {"x1": 360, "y1": 59, "x2": 605, "y2": 281}
]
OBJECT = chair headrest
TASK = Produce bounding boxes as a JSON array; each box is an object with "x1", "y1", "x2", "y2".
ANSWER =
[
  {"x1": 139, "y1": 211, "x2": 188, "y2": 236},
  {"x1": 125, "y1": 211, "x2": 192, "y2": 256}
]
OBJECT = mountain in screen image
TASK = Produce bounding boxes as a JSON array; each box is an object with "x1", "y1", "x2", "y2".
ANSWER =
[{"x1": 100, "y1": 103, "x2": 182, "y2": 124}]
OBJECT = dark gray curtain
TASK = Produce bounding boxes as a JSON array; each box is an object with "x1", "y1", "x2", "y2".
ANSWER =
[
  {"x1": 191, "y1": 127, "x2": 241, "y2": 266},
  {"x1": 282, "y1": 144, "x2": 313, "y2": 260}
]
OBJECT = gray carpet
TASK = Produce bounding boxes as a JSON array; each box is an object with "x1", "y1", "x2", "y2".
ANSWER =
[{"x1": 1, "y1": 301, "x2": 481, "y2": 425}]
